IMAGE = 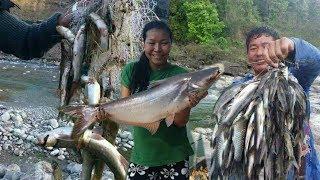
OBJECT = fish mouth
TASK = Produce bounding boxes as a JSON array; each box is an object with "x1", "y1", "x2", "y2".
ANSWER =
[{"x1": 37, "y1": 134, "x2": 49, "y2": 145}]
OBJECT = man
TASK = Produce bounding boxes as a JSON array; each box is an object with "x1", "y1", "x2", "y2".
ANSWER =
[{"x1": 239, "y1": 26, "x2": 320, "y2": 179}]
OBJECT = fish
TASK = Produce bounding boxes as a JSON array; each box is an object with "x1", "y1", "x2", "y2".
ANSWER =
[
  {"x1": 56, "y1": 26, "x2": 76, "y2": 43},
  {"x1": 37, "y1": 126, "x2": 75, "y2": 148},
  {"x1": 37, "y1": 126, "x2": 103, "y2": 148},
  {"x1": 218, "y1": 81, "x2": 259, "y2": 126},
  {"x1": 59, "y1": 41, "x2": 72, "y2": 107},
  {"x1": 212, "y1": 82, "x2": 245, "y2": 122},
  {"x1": 209, "y1": 65, "x2": 308, "y2": 179},
  {"x1": 80, "y1": 130, "x2": 128, "y2": 180},
  {"x1": 61, "y1": 65, "x2": 224, "y2": 138},
  {"x1": 89, "y1": 12, "x2": 109, "y2": 49},
  {"x1": 72, "y1": 24, "x2": 86, "y2": 83}
]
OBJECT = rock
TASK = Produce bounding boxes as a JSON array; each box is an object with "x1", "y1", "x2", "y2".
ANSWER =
[
  {"x1": 0, "y1": 164, "x2": 7, "y2": 178},
  {"x1": 20, "y1": 112, "x2": 27, "y2": 119},
  {"x1": 7, "y1": 164, "x2": 21, "y2": 172},
  {"x1": 34, "y1": 161, "x2": 53, "y2": 173},
  {"x1": 13, "y1": 148, "x2": 23, "y2": 156},
  {"x1": 66, "y1": 163, "x2": 82, "y2": 174},
  {"x1": 3, "y1": 171, "x2": 23, "y2": 180},
  {"x1": 12, "y1": 129, "x2": 23, "y2": 137},
  {"x1": 15, "y1": 139, "x2": 24, "y2": 145},
  {"x1": 1, "y1": 111, "x2": 11, "y2": 122},
  {"x1": 57, "y1": 155, "x2": 65, "y2": 160},
  {"x1": 49, "y1": 119, "x2": 59, "y2": 129},
  {"x1": 50, "y1": 149, "x2": 60, "y2": 156}
]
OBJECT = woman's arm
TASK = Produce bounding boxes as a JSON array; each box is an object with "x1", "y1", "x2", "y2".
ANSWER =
[{"x1": 121, "y1": 85, "x2": 131, "y2": 98}]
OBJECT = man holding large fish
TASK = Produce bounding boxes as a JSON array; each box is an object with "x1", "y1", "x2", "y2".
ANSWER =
[
  {"x1": 61, "y1": 20, "x2": 223, "y2": 179},
  {"x1": 211, "y1": 26, "x2": 320, "y2": 179}
]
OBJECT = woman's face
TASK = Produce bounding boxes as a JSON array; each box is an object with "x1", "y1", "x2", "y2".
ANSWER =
[{"x1": 143, "y1": 28, "x2": 172, "y2": 70}]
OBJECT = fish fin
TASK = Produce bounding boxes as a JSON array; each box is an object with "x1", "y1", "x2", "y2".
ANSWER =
[
  {"x1": 165, "y1": 115, "x2": 174, "y2": 127},
  {"x1": 59, "y1": 105, "x2": 87, "y2": 118},
  {"x1": 67, "y1": 106, "x2": 100, "y2": 140},
  {"x1": 143, "y1": 121, "x2": 160, "y2": 135}
]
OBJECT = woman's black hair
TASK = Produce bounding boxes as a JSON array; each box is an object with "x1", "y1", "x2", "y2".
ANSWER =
[
  {"x1": 245, "y1": 26, "x2": 279, "y2": 52},
  {"x1": 129, "y1": 20, "x2": 172, "y2": 94}
]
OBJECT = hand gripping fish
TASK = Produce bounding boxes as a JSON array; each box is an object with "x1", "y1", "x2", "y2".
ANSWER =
[{"x1": 60, "y1": 64, "x2": 224, "y2": 139}]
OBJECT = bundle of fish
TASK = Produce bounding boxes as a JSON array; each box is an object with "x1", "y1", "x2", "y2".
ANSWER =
[{"x1": 209, "y1": 66, "x2": 308, "y2": 179}]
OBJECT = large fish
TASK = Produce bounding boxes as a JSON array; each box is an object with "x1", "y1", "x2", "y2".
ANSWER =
[
  {"x1": 80, "y1": 130, "x2": 128, "y2": 180},
  {"x1": 60, "y1": 64, "x2": 224, "y2": 138}
]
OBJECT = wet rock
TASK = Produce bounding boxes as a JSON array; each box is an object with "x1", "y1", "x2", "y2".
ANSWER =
[
  {"x1": 1, "y1": 112, "x2": 10, "y2": 122},
  {"x1": 50, "y1": 149, "x2": 60, "y2": 156},
  {"x1": 57, "y1": 155, "x2": 65, "y2": 160},
  {"x1": 66, "y1": 163, "x2": 82, "y2": 174},
  {"x1": 0, "y1": 164, "x2": 7, "y2": 178},
  {"x1": 49, "y1": 119, "x2": 59, "y2": 129}
]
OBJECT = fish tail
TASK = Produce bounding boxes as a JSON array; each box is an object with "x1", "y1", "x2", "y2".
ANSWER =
[
  {"x1": 73, "y1": 107, "x2": 100, "y2": 140},
  {"x1": 60, "y1": 105, "x2": 99, "y2": 140}
]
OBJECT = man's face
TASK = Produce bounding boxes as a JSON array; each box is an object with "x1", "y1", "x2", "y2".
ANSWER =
[{"x1": 247, "y1": 35, "x2": 276, "y2": 75}]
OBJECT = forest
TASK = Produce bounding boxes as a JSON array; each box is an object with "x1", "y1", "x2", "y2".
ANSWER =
[{"x1": 168, "y1": 0, "x2": 320, "y2": 71}]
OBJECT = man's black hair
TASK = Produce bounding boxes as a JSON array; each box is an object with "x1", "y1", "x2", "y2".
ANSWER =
[
  {"x1": 245, "y1": 26, "x2": 280, "y2": 51},
  {"x1": 129, "y1": 20, "x2": 172, "y2": 94}
]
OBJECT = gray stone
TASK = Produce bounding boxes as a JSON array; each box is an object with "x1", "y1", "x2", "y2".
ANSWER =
[
  {"x1": 49, "y1": 119, "x2": 59, "y2": 129},
  {"x1": 7, "y1": 164, "x2": 20, "y2": 172},
  {"x1": 57, "y1": 155, "x2": 65, "y2": 160},
  {"x1": 1, "y1": 112, "x2": 11, "y2": 122},
  {"x1": 15, "y1": 139, "x2": 24, "y2": 145},
  {"x1": 50, "y1": 149, "x2": 60, "y2": 156},
  {"x1": 66, "y1": 163, "x2": 82, "y2": 174},
  {"x1": 0, "y1": 164, "x2": 7, "y2": 178}
]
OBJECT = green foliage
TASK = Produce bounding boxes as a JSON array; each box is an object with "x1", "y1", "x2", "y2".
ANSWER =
[
  {"x1": 169, "y1": 0, "x2": 225, "y2": 45},
  {"x1": 183, "y1": 0, "x2": 225, "y2": 44},
  {"x1": 169, "y1": 0, "x2": 188, "y2": 43}
]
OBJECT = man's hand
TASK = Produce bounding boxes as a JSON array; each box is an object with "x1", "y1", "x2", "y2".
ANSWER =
[{"x1": 264, "y1": 37, "x2": 295, "y2": 68}]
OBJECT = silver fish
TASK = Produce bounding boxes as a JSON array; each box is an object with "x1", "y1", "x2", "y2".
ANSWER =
[
  {"x1": 61, "y1": 65, "x2": 224, "y2": 138},
  {"x1": 89, "y1": 12, "x2": 109, "y2": 49},
  {"x1": 37, "y1": 126, "x2": 75, "y2": 148},
  {"x1": 219, "y1": 81, "x2": 259, "y2": 126},
  {"x1": 72, "y1": 24, "x2": 86, "y2": 82},
  {"x1": 56, "y1": 26, "x2": 75, "y2": 43},
  {"x1": 80, "y1": 130, "x2": 128, "y2": 180}
]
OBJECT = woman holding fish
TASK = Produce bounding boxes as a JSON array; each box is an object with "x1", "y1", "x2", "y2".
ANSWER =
[
  {"x1": 237, "y1": 26, "x2": 320, "y2": 179},
  {"x1": 121, "y1": 20, "x2": 207, "y2": 179}
]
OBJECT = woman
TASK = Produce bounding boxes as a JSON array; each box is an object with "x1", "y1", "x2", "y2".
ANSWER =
[{"x1": 121, "y1": 20, "x2": 205, "y2": 180}]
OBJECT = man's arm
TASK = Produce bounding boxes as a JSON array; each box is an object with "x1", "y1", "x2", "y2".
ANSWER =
[
  {"x1": 289, "y1": 38, "x2": 320, "y2": 93},
  {"x1": 0, "y1": 10, "x2": 66, "y2": 59}
]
